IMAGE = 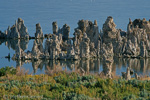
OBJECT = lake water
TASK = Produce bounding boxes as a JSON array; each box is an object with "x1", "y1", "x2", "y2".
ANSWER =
[{"x1": 0, "y1": 0, "x2": 150, "y2": 76}]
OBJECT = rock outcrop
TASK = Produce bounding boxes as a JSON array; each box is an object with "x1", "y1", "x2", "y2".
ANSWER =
[
  {"x1": 31, "y1": 40, "x2": 44, "y2": 59},
  {"x1": 132, "y1": 18, "x2": 150, "y2": 39},
  {"x1": 67, "y1": 46, "x2": 78, "y2": 59},
  {"x1": 102, "y1": 16, "x2": 122, "y2": 56},
  {"x1": 79, "y1": 33, "x2": 90, "y2": 58},
  {"x1": 35, "y1": 23, "x2": 44, "y2": 39},
  {"x1": 134, "y1": 73, "x2": 140, "y2": 80},
  {"x1": 101, "y1": 43, "x2": 114, "y2": 58},
  {"x1": 61, "y1": 24, "x2": 70, "y2": 41},
  {"x1": 75, "y1": 19, "x2": 100, "y2": 48},
  {"x1": 102, "y1": 16, "x2": 122, "y2": 43},
  {"x1": 124, "y1": 18, "x2": 150, "y2": 58},
  {"x1": 10, "y1": 17, "x2": 150, "y2": 61},
  {"x1": 122, "y1": 67, "x2": 132, "y2": 80},
  {"x1": 101, "y1": 42, "x2": 114, "y2": 78},
  {"x1": 49, "y1": 34, "x2": 62, "y2": 59},
  {"x1": 52, "y1": 22, "x2": 58, "y2": 34},
  {"x1": 6, "y1": 18, "x2": 29, "y2": 39},
  {"x1": 101, "y1": 16, "x2": 150, "y2": 58}
]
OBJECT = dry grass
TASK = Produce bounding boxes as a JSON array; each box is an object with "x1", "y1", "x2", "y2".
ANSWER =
[
  {"x1": 45, "y1": 66, "x2": 72, "y2": 76},
  {"x1": 138, "y1": 75, "x2": 150, "y2": 80},
  {"x1": 16, "y1": 67, "x2": 30, "y2": 76}
]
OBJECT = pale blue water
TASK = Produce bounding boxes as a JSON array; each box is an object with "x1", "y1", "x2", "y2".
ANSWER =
[{"x1": 0, "y1": 0, "x2": 150, "y2": 75}]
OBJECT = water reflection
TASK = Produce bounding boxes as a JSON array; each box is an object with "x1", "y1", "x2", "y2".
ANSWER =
[
  {"x1": 0, "y1": 39, "x2": 150, "y2": 76},
  {"x1": 114, "y1": 58, "x2": 150, "y2": 75},
  {"x1": 0, "y1": 39, "x2": 29, "y2": 51},
  {"x1": 12, "y1": 58, "x2": 150, "y2": 76}
]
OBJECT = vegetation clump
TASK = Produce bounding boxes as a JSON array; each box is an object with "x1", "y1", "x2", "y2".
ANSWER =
[
  {"x1": 0, "y1": 66, "x2": 16, "y2": 77},
  {"x1": 0, "y1": 66, "x2": 150, "y2": 99}
]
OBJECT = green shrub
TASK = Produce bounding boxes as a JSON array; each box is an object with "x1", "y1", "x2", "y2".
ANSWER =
[
  {"x1": 1, "y1": 71, "x2": 150, "y2": 99},
  {"x1": 62, "y1": 92, "x2": 93, "y2": 100},
  {"x1": 0, "y1": 66, "x2": 16, "y2": 76},
  {"x1": 139, "y1": 89, "x2": 150, "y2": 98},
  {"x1": 123, "y1": 94, "x2": 137, "y2": 100}
]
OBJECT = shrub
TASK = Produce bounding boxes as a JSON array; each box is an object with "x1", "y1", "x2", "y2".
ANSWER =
[
  {"x1": 123, "y1": 94, "x2": 137, "y2": 100},
  {"x1": 0, "y1": 66, "x2": 16, "y2": 76}
]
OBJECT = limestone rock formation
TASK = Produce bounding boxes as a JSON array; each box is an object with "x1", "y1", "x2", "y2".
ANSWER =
[
  {"x1": 31, "y1": 40, "x2": 44, "y2": 59},
  {"x1": 58, "y1": 24, "x2": 70, "y2": 41},
  {"x1": 6, "y1": 18, "x2": 29, "y2": 39},
  {"x1": 79, "y1": 33, "x2": 90, "y2": 58},
  {"x1": 75, "y1": 19, "x2": 100, "y2": 48},
  {"x1": 67, "y1": 46, "x2": 76, "y2": 59},
  {"x1": 35, "y1": 23, "x2": 43, "y2": 39},
  {"x1": 101, "y1": 43, "x2": 114, "y2": 58},
  {"x1": 132, "y1": 18, "x2": 150, "y2": 39},
  {"x1": 121, "y1": 67, "x2": 132, "y2": 80},
  {"x1": 10, "y1": 17, "x2": 150, "y2": 61},
  {"x1": 127, "y1": 19, "x2": 148, "y2": 44},
  {"x1": 49, "y1": 34, "x2": 62, "y2": 59},
  {"x1": 135, "y1": 73, "x2": 140, "y2": 80},
  {"x1": 44, "y1": 38, "x2": 50, "y2": 57},
  {"x1": 102, "y1": 16, "x2": 122, "y2": 44},
  {"x1": 89, "y1": 42, "x2": 97, "y2": 58},
  {"x1": 52, "y1": 22, "x2": 58, "y2": 34},
  {"x1": 73, "y1": 30, "x2": 82, "y2": 55},
  {"x1": 122, "y1": 39, "x2": 140, "y2": 57},
  {"x1": 101, "y1": 42, "x2": 114, "y2": 78},
  {"x1": 140, "y1": 41, "x2": 147, "y2": 57},
  {"x1": 126, "y1": 18, "x2": 150, "y2": 57},
  {"x1": 102, "y1": 16, "x2": 122, "y2": 56}
]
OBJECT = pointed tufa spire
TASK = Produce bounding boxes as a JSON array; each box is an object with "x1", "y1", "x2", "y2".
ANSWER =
[
  {"x1": 143, "y1": 18, "x2": 146, "y2": 21},
  {"x1": 94, "y1": 20, "x2": 97, "y2": 26},
  {"x1": 5, "y1": 18, "x2": 29, "y2": 39},
  {"x1": 52, "y1": 21, "x2": 58, "y2": 34},
  {"x1": 35, "y1": 23, "x2": 43, "y2": 39},
  {"x1": 129, "y1": 18, "x2": 132, "y2": 24}
]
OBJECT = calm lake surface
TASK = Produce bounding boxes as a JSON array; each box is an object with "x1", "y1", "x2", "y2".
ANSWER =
[{"x1": 0, "y1": 0, "x2": 150, "y2": 76}]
